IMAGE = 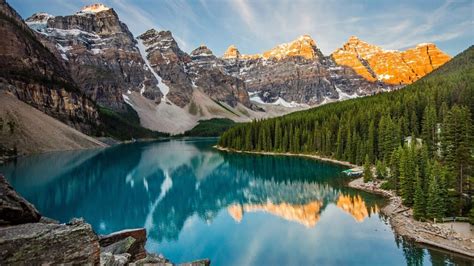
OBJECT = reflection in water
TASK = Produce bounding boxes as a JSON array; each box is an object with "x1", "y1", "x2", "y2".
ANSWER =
[
  {"x1": 0, "y1": 139, "x2": 470, "y2": 265},
  {"x1": 228, "y1": 201, "x2": 322, "y2": 227},
  {"x1": 337, "y1": 194, "x2": 378, "y2": 222}
]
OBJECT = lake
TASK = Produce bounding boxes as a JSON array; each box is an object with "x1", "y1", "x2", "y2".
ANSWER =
[{"x1": 0, "y1": 139, "x2": 470, "y2": 265}]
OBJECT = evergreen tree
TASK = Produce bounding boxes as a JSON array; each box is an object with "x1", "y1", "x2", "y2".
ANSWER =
[
  {"x1": 375, "y1": 160, "x2": 387, "y2": 179},
  {"x1": 421, "y1": 101, "x2": 438, "y2": 157},
  {"x1": 413, "y1": 168, "x2": 426, "y2": 220},
  {"x1": 363, "y1": 154, "x2": 373, "y2": 183},
  {"x1": 367, "y1": 120, "x2": 376, "y2": 163},
  {"x1": 426, "y1": 172, "x2": 443, "y2": 221}
]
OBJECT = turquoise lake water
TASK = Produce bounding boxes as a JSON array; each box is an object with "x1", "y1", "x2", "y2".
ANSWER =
[{"x1": 0, "y1": 139, "x2": 471, "y2": 265}]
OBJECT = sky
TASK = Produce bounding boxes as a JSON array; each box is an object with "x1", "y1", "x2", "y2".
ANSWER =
[{"x1": 9, "y1": 0, "x2": 474, "y2": 56}]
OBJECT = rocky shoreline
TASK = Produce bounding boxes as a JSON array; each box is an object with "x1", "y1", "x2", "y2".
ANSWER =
[
  {"x1": 0, "y1": 175, "x2": 210, "y2": 265},
  {"x1": 216, "y1": 146, "x2": 474, "y2": 259},
  {"x1": 348, "y1": 177, "x2": 474, "y2": 258},
  {"x1": 214, "y1": 146, "x2": 358, "y2": 168}
]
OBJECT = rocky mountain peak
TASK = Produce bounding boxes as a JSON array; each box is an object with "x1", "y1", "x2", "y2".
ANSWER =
[
  {"x1": 25, "y1": 12, "x2": 53, "y2": 31},
  {"x1": 78, "y1": 3, "x2": 110, "y2": 14},
  {"x1": 223, "y1": 45, "x2": 241, "y2": 59},
  {"x1": 262, "y1": 34, "x2": 320, "y2": 60},
  {"x1": 190, "y1": 45, "x2": 214, "y2": 58},
  {"x1": 339, "y1": 36, "x2": 384, "y2": 59},
  {"x1": 331, "y1": 37, "x2": 451, "y2": 84}
]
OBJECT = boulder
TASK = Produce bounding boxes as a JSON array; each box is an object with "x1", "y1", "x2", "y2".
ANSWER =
[
  {"x1": 177, "y1": 259, "x2": 211, "y2": 266},
  {"x1": 134, "y1": 253, "x2": 172, "y2": 266},
  {"x1": 99, "y1": 228, "x2": 147, "y2": 261},
  {"x1": 101, "y1": 252, "x2": 131, "y2": 266},
  {"x1": 0, "y1": 174, "x2": 41, "y2": 225},
  {"x1": 0, "y1": 219, "x2": 100, "y2": 264}
]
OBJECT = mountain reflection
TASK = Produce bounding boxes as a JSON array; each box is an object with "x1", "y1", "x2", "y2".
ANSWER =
[{"x1": 1, "y1": 139, "x2": 377, "y2": 242}]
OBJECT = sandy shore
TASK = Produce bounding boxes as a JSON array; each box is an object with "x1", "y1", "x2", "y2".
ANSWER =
[{"x1": 215, "y1": 146, "x2": 474, "y2": 258}]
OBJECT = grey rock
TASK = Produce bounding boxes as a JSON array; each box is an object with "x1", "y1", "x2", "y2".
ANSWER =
[
  {"x1": 99, "y1": 228, "x2": 147, "y2": 261},
  {"x1": 101, "y1": 252, "x2": 131, "y2": 266},
  {"x1": 133, "y1": 252, "x2": 172, "y2": 266},
  {"x1": 0, "y1": 220, "x2": 100, "y2": 264},
  {"x1": 102, "y1": 236, "x2": 136, "y2": 255},
  {"x1": 0, "y1": 175, "x2": 41, "y2": 225},
  {"x1": 177, "y1": 259, "x2": 211, "y2": 266}
]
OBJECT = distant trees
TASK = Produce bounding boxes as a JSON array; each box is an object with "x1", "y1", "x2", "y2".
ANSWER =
[{"x1": 219, "y1": 47, "x2": 474, "y2": 220}]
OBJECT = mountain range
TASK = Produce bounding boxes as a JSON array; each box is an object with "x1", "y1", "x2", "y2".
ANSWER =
[{"x1": 0, "y1": 1, "x2": 452, "y2": 152}]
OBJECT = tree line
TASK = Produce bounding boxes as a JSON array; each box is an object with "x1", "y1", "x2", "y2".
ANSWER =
[{"x1": 219, "y1": 46, "x2": 474, "y2": 221}]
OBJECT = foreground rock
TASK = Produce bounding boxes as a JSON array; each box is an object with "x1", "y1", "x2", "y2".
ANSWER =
[
  {"x1": 348, "y1": 177, "x2": 474, "y2": 258},
  {"x1": 0, "y1": 173, "x2": 41, "y2": 225},
  {"x1": 0, "y1": 175, "x2": 210, "y2": 265},
  {"x1": 0, "y1": 219, "x2": 100, "y2": 264},
  {"x1": 99, "y1": 228, "x2": 147, "y2": 261}
]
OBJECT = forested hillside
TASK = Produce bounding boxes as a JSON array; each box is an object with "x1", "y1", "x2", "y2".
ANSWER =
[{"x1": 219, "y1": 46, "x2": 474, "y2": 220}]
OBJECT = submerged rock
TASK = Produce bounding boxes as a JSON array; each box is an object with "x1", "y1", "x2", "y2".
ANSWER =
[
  {"x1": 0, "y1": 175, "x2": 41, "y2": 225},
  {"x1": 0, "y1": 220, "x2": 100, "y2": 264}
]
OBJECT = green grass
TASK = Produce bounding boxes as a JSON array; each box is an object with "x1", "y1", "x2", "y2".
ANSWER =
[{"x1": 183, "y1": 118, "x2": 236, "y2": 137}]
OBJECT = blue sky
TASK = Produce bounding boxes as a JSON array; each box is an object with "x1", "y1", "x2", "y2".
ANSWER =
[{"x1": 9, "y1": 0, "x2": 473, "y2": 56}]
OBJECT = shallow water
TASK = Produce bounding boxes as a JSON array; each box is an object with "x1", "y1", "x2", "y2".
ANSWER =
[{"x1": 1, "y1": 139, "x2": 471, "y2": 265}]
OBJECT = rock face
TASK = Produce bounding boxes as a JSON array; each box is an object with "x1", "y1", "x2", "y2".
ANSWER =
[
  {"x1": 331, "y1": 36, "x2": 451, "y2": 84},
  {"x1": 221, "y1": 35, "x2": 386, "y2": 105},
  {"x1": 25, "y1": 4, "x2": 163, "y2": 112},
  {"x1": 137, "y1": 30, "x2": 192, "y2": 108},
  {"x1": 0, "y1": 0, "x2": 99, "y2": 133},
  {"x1": 0, "y1": 175, "x2": 41, "y2": 225},
  {"x1": 137, "y1": 30, "x2": 252, "y2": 110}
]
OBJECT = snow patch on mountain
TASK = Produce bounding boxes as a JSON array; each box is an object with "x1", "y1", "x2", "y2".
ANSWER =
[{"x1": 136, "y1": 39, "x2": 170, "y2": 97}]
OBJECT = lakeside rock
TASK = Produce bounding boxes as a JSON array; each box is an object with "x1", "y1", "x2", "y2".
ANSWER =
[
  {"x1": 0, "y1": 174, "x2": 41, "y2": 225},
  {"x1": 0, "y1": 175, "x2": 210, "y2": 265},
  {"x1": 99, "y1": 228, "x2": 147, "y2": 261},
  {"x1": 0, "y1": 219, "x2": 101, "y2": 264}
]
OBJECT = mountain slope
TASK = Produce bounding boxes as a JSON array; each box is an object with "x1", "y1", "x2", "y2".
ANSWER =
[
  {"x1": 0, "y1": 91, "x2": 106, "y2": 155},
  {"x1": 0, "y1": 0, "x2": 99, "y2": 133}
]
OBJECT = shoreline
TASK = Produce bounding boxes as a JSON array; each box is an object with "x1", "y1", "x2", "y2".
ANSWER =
[
  {"x1": 215, "y1": 146, "x2": 474, "y2": 259},
  {"x1": 214, "y1": 145, "x2": 358, "y2": 168}
]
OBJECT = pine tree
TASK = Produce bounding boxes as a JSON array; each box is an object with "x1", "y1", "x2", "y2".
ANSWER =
[
  {"x1": 441, "y1": 105, "x2": 473, "y2": 215},
  {"x1": 367, "y1": 120, "x2": 376, "y2": 163},
  {"x1": 375, "y1": 160, "x2": 387, "y2": 179},
  {"x1": 363, "y1": 154, "x2": 373, "y2": 183},
  {"x1": 421, "y1": 101, "x2": 438, "y2": 157},
  {"x1": 426, "y1": 173, "x2": 443, "y2": 221},
  {"x1": 336, "y1": 125, "x2": 343, "y2": 159},
  {"x1": 413, "y1": 168, "x2": 425, "y2": 220}
]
